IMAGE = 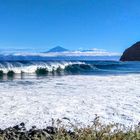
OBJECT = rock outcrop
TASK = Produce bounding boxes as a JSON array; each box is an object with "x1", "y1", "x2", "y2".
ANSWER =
[{"x1": 120, "y1": 42, "x2": 140, "y2": 61}]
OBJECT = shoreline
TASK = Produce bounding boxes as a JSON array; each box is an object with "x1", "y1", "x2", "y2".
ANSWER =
[{"x1": 0, "y1": 117, "x2": 140, "y2": 140}]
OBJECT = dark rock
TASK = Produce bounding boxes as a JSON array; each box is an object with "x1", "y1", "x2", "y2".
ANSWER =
[
  {"x1": 45, "y1": 126, "x2": 57, "y2": 134},
  {"x1": 20, "y1": 122, "x2": 25, "y2": 127},
  {"x1": 67, "y1": 130, "x2": 75, "y2": 136},
  {"x1": 120, "y1": 41, "x2": 140, "y2": 61},
  {"x1": 13, "y1": 125, "x2": 20, "y2": 130}
]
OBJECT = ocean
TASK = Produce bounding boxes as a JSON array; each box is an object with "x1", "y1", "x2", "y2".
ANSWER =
[{"x1": 0, "y1": 55, "x2": 140, "y2": 129}]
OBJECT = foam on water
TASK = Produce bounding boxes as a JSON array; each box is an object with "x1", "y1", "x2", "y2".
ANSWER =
[
  {"x1": 0, "y1": 74, "x2": 140, "y2": 129},
  {"x1": 0, "y1": 61, "x2": 140, "y2": 75},
  {"x1": 0, "y1": 61, "x2": 85, "y2": 74}
]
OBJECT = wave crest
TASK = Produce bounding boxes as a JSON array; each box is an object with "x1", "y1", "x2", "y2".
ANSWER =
[
  {"x1": 0, "y1": 61, "x2": 139, "y2": 76},
  {"x1": 0, "y1": 61, "x2": 93, "y2": 75}
]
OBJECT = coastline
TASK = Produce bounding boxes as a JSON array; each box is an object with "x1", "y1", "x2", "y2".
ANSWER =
[{"x1": 0, "y1": 117, "x2": 140, "y2": 140}]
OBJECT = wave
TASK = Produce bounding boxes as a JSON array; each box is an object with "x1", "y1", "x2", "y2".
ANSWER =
[
  {"x1": 0, "y1": 61, "x2": 93, "y2": 76},
  {"x1": 0, "y1": 61, "x2": 139, "y2": 76}
]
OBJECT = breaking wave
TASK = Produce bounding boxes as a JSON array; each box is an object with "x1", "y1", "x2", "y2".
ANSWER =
[
  {"x1": 0, "y1": 61, "x2": 93, "y2": 76},
  {"x1": 0, "y1": 61, "x2": 139, "y2": 76}
]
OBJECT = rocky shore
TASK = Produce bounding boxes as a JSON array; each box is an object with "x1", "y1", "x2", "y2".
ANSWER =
[
  {"x1": 0, "y1": 118, "x2": 140, "y2": 140},
  {"x1": 0, "y1": 122, "x2": 56, "y2": 140}
]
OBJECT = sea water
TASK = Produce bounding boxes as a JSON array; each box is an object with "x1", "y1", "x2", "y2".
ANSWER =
[{"x1": 0, "y1": 58, "x2": 140, "y2": 129}]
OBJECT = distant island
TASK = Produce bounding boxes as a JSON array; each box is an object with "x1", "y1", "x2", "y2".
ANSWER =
[
  {"x1": 46, "y1": 46, "x2": 69, "y2": 53},
  {"x1": 120, "y1": 42, "x2": 140, "y2": 61}
]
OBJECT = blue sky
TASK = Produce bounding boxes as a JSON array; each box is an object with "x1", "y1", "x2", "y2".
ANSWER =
[{"x1": 0, "y1": 0, "x2": 140, "y2": 53}]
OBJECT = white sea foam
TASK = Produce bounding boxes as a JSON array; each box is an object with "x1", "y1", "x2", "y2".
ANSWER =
[
  {"x1": 0, "y1": 74, "x2": 140, "y2": 129},
  {"x1": 0, "y1": 61, "x2": 84, "y2": 74}
]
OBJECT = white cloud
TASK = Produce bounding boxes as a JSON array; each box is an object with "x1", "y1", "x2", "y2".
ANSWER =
[
  {"x1": 1, "y1": 48, "x2": 121, "y2": 57},
  {"x1": 11, "y1": 50, "x2": 121, "y2": 57}
]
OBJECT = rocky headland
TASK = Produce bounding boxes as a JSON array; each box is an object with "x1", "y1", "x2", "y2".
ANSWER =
[{"x1": 120, "y1": 42, "x2": 140, "y2": 61}]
